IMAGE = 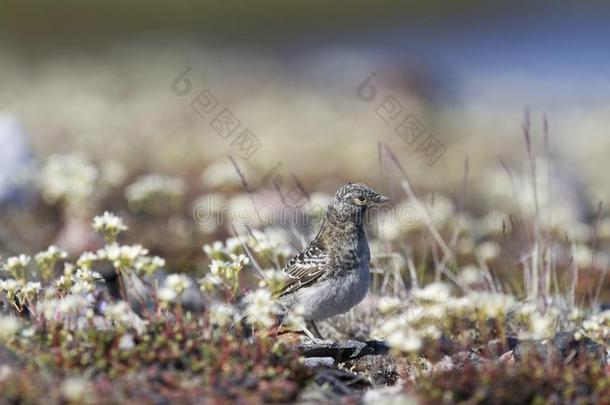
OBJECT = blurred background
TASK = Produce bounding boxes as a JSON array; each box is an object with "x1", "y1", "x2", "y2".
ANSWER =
[{"x1": 2, "y1": 1, "x2": 610, "y2": 296}]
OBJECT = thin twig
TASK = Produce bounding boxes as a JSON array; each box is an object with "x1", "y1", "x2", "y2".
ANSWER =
[{"x1": 229, "y1": 223, "x2": 267, "y2": 281}]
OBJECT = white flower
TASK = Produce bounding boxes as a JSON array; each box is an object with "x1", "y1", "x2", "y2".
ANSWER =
[
  {"x1": 21, "y1": 327, "x2": 34, "y2": 338},
  {"x1": 529, "y1": 311, "x2": 555, "y2": 339},
  {"x1": 582, "y1": 319, "x2": 600, "y2": 332},
  {"x1": 209, "y1": 259, "x2": 223, "y2": 276},
  {"x1": 228, "y1": 193, "x2": 260, "y2": 226},
  {"x1": 40, "y1": 298, "x2": 59, "y2": 320},
  {"x1": 257, "y1": 269, "x2": 287, "y2": 291},
  {"x1": 474, "y1": 210, "x2": 508, "y2": 236},
  {"x1": 412, "y1": 282, "x2": 451, "y2": 302},
  {"x1": 39, "y1": 153, "x2": 98, "y2": 204},
  {"x1": 476, "y1": 292, "x2": 516, "y2": 318},
  {"x1": 97, "y1": 244, "x2": 148, "y2": 269},
  {"x1": 0, "y1": 279, "x2": 21, "y2": 301},
  {"x1": 70, "y1": 279, "x2": 93, "y2": 294},
  {"x1": 192, "y1": 193, "x2": 225, "y2": 235},
  {"x1": 203, "y1": 241, "x2": 226, "y2": 259},
  {"x1": 199, "y1": 273, "x2": 224, "y2": 293},
  {"x1": 125, "y1": 174, "x2": 185, "y2": 213},
  {"x1": 244, "y1": 288, "x2": 278, "y2": 328},
  {"x1": 573, "y1": 244, "x2": 593, "y2": 268},
  {"x1": 165, "y1": 274, "x2": 192, "y2": 296},
  {"x1": 402, "y1": 195, "x2": 454, "y2": 230},
  {"x1": 75, "y1": 267, "x2": 103, "y2": 283},
  {"x1": 3, "y1": 254, "x2": 30, "y2": 277},
  {"x1": 205, "y1": 255, "x2": 249, "y2": 289},
  {"x1": 377, "y1": 296, "x2": 402, "y2": 314},
  {"x1": 0, "y1": 316, "x2": 20, "y2": 340},
  {"x1": 58, "y1": 295, "x2": 89, "y2": 316},
  {"x1": 104, "y1": 301, "x2": 147, "y2": 333},
  {"x1": 389, "y1": 329, "x2": 422, "y2": 352},
  {"x1": 476, "y1": 241, "x2": 501, "y2": 262},
  {"x1": 304, "y1": 193, "x2": 331, "y2": 218},
  {"x1": 157, "y1": 287, "x2": 177, "y2": 302},
  {"x1": 134, "y1": 255, "x2": 165, "y2": 277},
  {"x1": 76, "y1": 252, "x2": 97, "y2": 269},
  {"x1": 225, "y1": 237, "x2": 244, "y2": 254},
  {"x1": 458, "y1": 265, "x2": 482, "y2": 285},
  {"x1": 18, "y1": 281, "x2": 41, "y2": 304},
  {"x1": 61, "y1": 377, "x2": 89, "y2": 401},
  {"x1": 246, "y1": 229, "x2": 293, "y2": 257},
  {"x1": 402, "y1": 305, "x2": 426, "y2": 323},
  {"x1": 35, "y1": 246, "x2": 67, "y2": 270},
  {"x1": 201, "y1": 159, "x2": 244, "y2": 188},
  {"x1": 118, "y1": 334, "x2": 135, "y2": 350},
  {"x1": 208, "y1": 303, "x2": 240, "y2": 327},
  {"x1": 377, "y1": 211, "x2": 401, "y2": 241},
  {"x1": 100, "y1": 160, "x2": 126, "y2": 187},
  {"x1": 92, "y1": 212, "x2": 128, "y2": 238},
  {"x1": 55, "y1": 275, "x2": 73, "y2": 292},
  {"x1": 376, "y1": 316, "x2": 422, "y2": 353}
]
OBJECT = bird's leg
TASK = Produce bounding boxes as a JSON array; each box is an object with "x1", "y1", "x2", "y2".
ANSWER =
[{"x1": 305, "y1": 320, "x2": 324, "y2": 340}]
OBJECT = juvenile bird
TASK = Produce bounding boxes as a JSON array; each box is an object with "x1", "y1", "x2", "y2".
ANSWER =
[{"x1": 274, "y1": 183, "x2": 388, "y2": 338}]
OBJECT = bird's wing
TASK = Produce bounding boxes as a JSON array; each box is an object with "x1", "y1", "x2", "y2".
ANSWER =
[{"x1": 274, "y1": 243, "x2": 328, "y2": 298}]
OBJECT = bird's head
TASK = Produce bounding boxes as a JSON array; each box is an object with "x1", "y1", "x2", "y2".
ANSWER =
[{"x1": 326, "y1": 183, "x2": 389, "y2": 224}]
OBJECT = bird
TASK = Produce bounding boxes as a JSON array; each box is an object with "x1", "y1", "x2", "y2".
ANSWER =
[{"x1": 274, "y1": 183, "x2": 389, "y2": 339}]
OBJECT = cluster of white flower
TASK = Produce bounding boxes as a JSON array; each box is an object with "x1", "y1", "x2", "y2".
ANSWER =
[
  {"x1": 35, "y1": 245, "x2": 68, "y2": 280},
  {"x1": 202, "y1": 238, "x2": 244, "y2": 260},
  {"x1": 125, "y1": 174, "x2": 185, "y2": 213},
  {"x1": 227, "y1": 194, "x2": 263, "y2": 226},
  {"x1": 376, "y1": 316, "x2": 422, "y2": 352},
  {"x1": 0, "y1": 212, "x2": 173, "y2": 342},
  {"x1": 134, "y1": 255, "x2": 166, "y2": 277},
  {"x1": 93, "y1": 211, "x2": 128, "y2": 242},
  {"x1": 200, "y1": 159, "x2": 244, "y2": 188},
  {"x1": 257, "y1": 269, "x2": 287, "y2": 292},
  {"x1": 165, "y1": 274, "x2": 192, "y2": 295},
  {"x1": 475, "y1": 241, "x2": 501, "y2": 262},
  {"x1": 17, "y1": 281, "x2": 42, "y2": 305},
  {"x1": 192, "y1": 193, "x2": 226, "y2": 235},
  {"x1": 2, "y1": 254, "x2": 30, "y2": 281},
  {"x1": 457, "y1": 265, "x2": 483, "y2": 286},
  {"x1": 401, "y1": 194, "x2": 455, "y2": 231},
  {"x1": 208, "y1": 302, "x2": 240, "y2": 328},
  {"x1": 97, "y1": 244, "x2": 147, "y2": 270},
  {"x1": 158, "y1": 274, "x2": 192, "y2": 305},
  {"x1": 0, "y1": 279, "x2": 21, "y2": 303},
  {"x1": 200, "y1": 254, "x2": 249, "y2": 294},
  {"x1": 303, "y1": 192, "x2": 331, "y2": 219},
  {"x1": 76, "y1": 252, "x2": 97, "y2": 269},
  {"x1": 411, "y1": 282, "x2": 452, "y2": 303},
  {"x1": 54, "y1": 262, "x2": 104, "y2": 295},
  {"x1": 377, "y1": 296, "x2": 402, "y2": 315},
  {"x1": 0, "y1": 316, "x2": 20, "y2": 341},
  {"x1": 38, "y1": 294, "x2": 90, "y2": 324},
  {"x1": 247, "y1": 229, "x2": 293, "y2": 258},
  {"x1": 373, "y1": 283, "x2": 524, "y2": 353},
  {"x1": 38, "y1": 153, "x2": 98, "y2": 206},
  {"x1": 243, "y1": 288, "x2": 280, "y2": 329},
  {"x1": 71, "y1": 268, "x2": 104, "y2": 294},
  {"x1": 104, "y1": 301, "x2": 148, "y2": 333}
]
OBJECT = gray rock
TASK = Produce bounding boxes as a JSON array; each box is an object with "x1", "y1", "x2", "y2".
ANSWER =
[
  {"x1": 303, "y1": 357, "x2": 336, "y2": 368},
  {"x1": 510, "y1": 331, "x2": 607, "y2": 366},
  {"x1": 312, "y1": 367, "x2": 370, "y2": 396},
  {"x1": 297, "y1": 339, "x2": 390, "y2": 362}
]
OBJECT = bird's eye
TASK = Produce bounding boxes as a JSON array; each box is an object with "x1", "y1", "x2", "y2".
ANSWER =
[{"x1": 353, "y1": 197, "x2": 366, "y2": 205}]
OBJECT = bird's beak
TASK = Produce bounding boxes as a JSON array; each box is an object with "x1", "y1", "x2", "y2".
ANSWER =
[{"x1": 373, "y1": 194, "x2": 390, "y2": 204}]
